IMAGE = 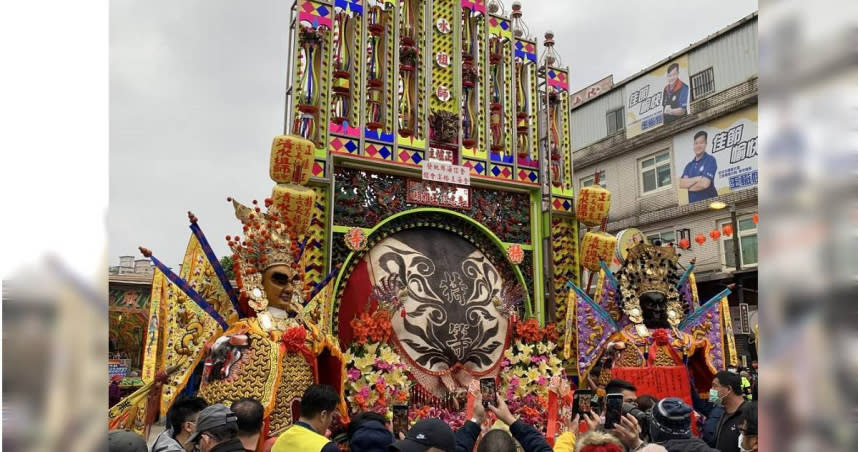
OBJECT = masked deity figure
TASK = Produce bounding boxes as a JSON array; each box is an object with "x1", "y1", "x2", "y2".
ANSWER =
[{"x1": 567, "y1": 243, "x2": 737, "y2": 394}]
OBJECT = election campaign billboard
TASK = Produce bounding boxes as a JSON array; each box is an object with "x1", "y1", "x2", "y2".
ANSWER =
[
  {"x1": 673, "y1": 107, "x2": 758, "y2": 205},
  {"x1": 625, "y1": 55, "x2": 690, "y2": 138}
]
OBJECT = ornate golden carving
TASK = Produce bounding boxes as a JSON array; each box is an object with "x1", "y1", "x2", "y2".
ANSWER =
[
  {"x1": 269, "y1": 352, "x2": 315, "y2": 435},
  {"x1": 198, "y1": 326, "x2": 279, "y2": 410}
]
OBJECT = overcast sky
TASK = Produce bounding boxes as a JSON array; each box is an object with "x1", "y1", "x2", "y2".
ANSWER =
[{"x1": 110, "y1": 0, "x2": 757, "y2": 268}]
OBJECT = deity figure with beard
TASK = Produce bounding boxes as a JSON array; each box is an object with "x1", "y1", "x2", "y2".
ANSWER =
[{"x1": 580, "y1": 244, "x2": 724, "y2": 394}]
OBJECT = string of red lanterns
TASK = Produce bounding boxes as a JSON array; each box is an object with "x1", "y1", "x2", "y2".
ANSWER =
[{"x1": 675, "y1": 212, "x2": 757, "y2": 249}]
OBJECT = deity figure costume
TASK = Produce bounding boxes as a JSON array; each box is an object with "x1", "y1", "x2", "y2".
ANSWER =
[
  {"x1": 110, "y1": 135, "x2": 347, "y2": 440},
  {"x1": 196, "y1": 197, "x2": 347, "y2": 436},
  {"x1": 566, "y1": 243, "x2": 737, "y2": 394}
]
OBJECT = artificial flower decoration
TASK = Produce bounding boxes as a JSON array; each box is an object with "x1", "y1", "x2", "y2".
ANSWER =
[
  {"x1": 651, "y1": 328, "x2": 671, "y2": 346},
  {"x1": 344, "y1": 340, "x2": 411, "y2": 414},
  {"x1": 499, "y1": 321, "x2": 566, "y2": 434},
  {"x1": 281, "y1": 326, "x2": 308, "y2": 353}
]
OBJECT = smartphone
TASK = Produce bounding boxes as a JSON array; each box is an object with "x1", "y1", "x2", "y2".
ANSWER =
[
  {"x1": 604, "y1": 393, "x2": 623, "y2": 429},
  {"x1": 392, "y1": 404, "x2": 409, "y2": 439},
  {"x1": 572, "y1": 389, "x2": 593, "y2": 415},
  {"x1": 479, "y1": 377, "x2": 497, "y2": 408}
]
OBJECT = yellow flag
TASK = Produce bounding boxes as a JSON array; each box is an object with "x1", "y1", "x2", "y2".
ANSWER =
[
  {"x1": 721, "y1": 296, "x2": 738, "y2": 367},
  {"x1": 179, "y1": 230, "x2": 239, "y2": 324},
  {"x1": 108, "y1": 381, "x2": 153, "y2": 435},
  {"x1": 141, "y1": 271, "x2": 166, "y2": 383}
]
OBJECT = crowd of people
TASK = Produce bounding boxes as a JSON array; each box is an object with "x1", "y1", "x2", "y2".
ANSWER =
[{"x1": 108, "y1": 366, "x2": 759, "y2": 452}]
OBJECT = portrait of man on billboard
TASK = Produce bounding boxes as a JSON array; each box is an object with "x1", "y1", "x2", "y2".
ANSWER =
[
  {"x1": 662, "y1": 62, "x2": 689, "y2": 125},
  {"x1": 679, "y1": 130, "x2": 718, "y2": 203}
]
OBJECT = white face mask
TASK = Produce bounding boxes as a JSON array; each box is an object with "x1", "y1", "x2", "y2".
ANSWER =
[{"x1": 738, "y1": 433, "x2": 753, "y2": 452}]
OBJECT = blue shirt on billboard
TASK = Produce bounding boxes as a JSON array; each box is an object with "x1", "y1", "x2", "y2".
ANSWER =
[
  {"x1": 662, "y1": 81, "x2": 689, "y2": 125},
  {"x1": 682, "y1": 152, "x2": 718, "y2": 203}
]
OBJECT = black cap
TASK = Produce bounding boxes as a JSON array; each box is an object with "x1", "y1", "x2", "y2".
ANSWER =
[
  {"x1": 108, "y1": 430, "x2": 147, "y2": 452},
  {"x1": 186, "y1": 403, "x2": 238, "y2": 444},
  {"x1": 390, "y1": 418, "x2": 455, "y2": 452},
  {"x1": 649, "y1": 397, "x2": 691, "y2": 441}
]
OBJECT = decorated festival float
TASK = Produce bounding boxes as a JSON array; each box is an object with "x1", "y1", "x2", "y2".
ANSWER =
[{"x1": 109, "y1": 0, "x2": 736, "y2": 447}]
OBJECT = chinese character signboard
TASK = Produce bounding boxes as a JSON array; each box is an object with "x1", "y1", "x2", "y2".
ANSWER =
[
  {"x1": 625, "y1": 55, "x2": 690, "y2": 138},
  {"x1": 570, "y1": 75, "x2": 613, "y2": 109},
  {"x1": 407, "y1": 180, "x2": 471, "y2": 209},
  {"x1": 738, "y1": 303, "x2": 750, "y2": 334},
  {"x1": 427, "y1": 147, "x2": 455, "y2": 163},
  {"x1": 612, "y1": 366, "x2": 693, "y2": 408},
  {"x1": 672, "y1": 107, "x2": 758, "y2": 205},
  {"x1": 422, "y1": 160, "x2": 471, "y2": 186}
]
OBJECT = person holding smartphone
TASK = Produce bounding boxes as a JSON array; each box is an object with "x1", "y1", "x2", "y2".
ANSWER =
[
  {"x1": 554, "y1": 411, "x2": 645, "y2": 452},
  {"x1": 453, "y1": 389, "x2": 554, "y2": 452}
]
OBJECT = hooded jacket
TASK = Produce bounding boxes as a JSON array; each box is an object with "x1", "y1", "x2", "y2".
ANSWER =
[
  {"x1": 151, "y1": 429, "x2": 185, "y2": 452},
  {"x1": 349, "y1": 420, "x2": 394, "y2": 452}
]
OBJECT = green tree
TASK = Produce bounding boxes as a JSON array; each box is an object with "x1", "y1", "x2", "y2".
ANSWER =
[{"x1": 219, "y1": 255, "x2": 235, "y2": 280}]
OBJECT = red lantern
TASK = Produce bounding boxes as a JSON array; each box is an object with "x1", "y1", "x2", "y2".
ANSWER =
[
  {"x1": 722, "y1": 224, "x2": 733, "y2": 237},
  {"x1": 679, "y1": 238, "x2": 691, "y2": 250},
  {"x1": 710, "y1": 229, "x2": 721, "y2": 240},
  {"x1": 694, "y1": 234, "x2": 706, "y2": 245},
  {"x1": 752, "y1": 213, "x2": 759, "y2": 224}
]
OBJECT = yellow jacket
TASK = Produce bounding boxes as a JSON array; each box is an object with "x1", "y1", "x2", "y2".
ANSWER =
[
  {"x1": 271, "y1": 423, "x2": 331, "y2": 452},
  {"x1": 553, "y1": 432, "x2": 575, "y2": 452}
]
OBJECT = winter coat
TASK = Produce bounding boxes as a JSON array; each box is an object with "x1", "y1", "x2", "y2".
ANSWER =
[
  {"x1": 454, "y1": 419, "x2": 552, "y2": 452},
  {"x1": 349, "y1": 420, "x2": 394, "y2": 452},
  {"x1": 661, "y1": 437, "x2": 719, "y2": 452}
]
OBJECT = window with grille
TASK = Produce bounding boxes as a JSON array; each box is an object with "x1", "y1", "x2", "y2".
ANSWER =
[
  {"x1": 719, "y1": 215, "x2": 758, "y2": 270},
  {"x1": 691, "y1": 67, "x2": 715, "y2": 99},
  {"x1": 606, "y1": 108, "x2": 624, "y2": 135},
  {"x1": 639, "y1": 150, "x2": 672, "y2": 194}
]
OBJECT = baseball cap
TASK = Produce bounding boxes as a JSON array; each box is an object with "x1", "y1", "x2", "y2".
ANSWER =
[
  {"x1": 108, "y1": 429, "x2": 147, "y2": 452},
  {"x1": 390, "y1": 418, "x2": 455, "y2": 452},
  {"x1": 186, "y1": 403, "x2": 238, "y2": 444}
]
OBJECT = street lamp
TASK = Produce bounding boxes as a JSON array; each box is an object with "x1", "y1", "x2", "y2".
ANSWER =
[
  {"x1": 708, "y1": 201, "x2": 741, "y2": 271},
  {"x1": 710, "y1": 200, "x2": 745, "y2": 367},
  {"x1": 708, "y1": 200, "x2": 727, "y2": 210}
]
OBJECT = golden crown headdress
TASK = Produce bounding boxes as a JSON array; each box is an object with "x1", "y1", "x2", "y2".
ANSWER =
[
  {"x1": 226, "y1": 134, "x2": 318, "y2": 314},
  {"x1": 615, "y1": 243, "x2": 684, "y2": 328},
  {"x1": 226, "y1": 197, "x2": 306, "y2": 313}
]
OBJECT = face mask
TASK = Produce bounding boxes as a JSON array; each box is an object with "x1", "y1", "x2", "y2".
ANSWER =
[
  {"x1": 738, "y1": 433, "x2": 753, "y2": 452},
  {"x1": 709, "y1": 388, "x2": 722, "y2": 405}
]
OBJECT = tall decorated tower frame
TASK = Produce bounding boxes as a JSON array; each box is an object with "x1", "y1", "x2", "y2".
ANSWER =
[
  {"x1": 283, "y1": 0, "x2": 579, "y2": 329},
  {"x1": 108, "y1": 2, "x2": 737, "y2": 441}
]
